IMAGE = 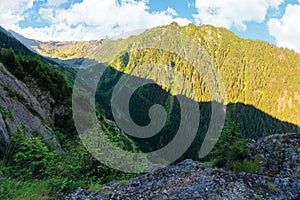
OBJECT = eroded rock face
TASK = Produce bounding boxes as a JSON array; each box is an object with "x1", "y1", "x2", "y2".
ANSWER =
[
  {"x1": 0, "y1": 63, "x2": 58, "y2": 148},
  {"x1": 0, "y1": 113, "x2": 9, "y2": 147}
]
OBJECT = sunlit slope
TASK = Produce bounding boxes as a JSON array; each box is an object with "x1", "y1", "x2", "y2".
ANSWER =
[{"x1": 31, "y1": 23, "x2": 300, "y2": 127}]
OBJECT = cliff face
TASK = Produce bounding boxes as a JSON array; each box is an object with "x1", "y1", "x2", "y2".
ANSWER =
[
  {"x1": 0, "y1": 112, "x2": 9, "y2": 147},
  {"x1": 0, "y1": 63, "x2": 59, "y2": 149}
]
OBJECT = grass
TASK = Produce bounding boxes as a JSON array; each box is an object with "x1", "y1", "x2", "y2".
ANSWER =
[
  {"x1": 101, "y1": 189, "x2": 112, "y2": 197},
  {"x1": 182, "y1": 169, "x2": 192, "y2": 174},
  {"x1": 88, "y1": 183, "x2": 103, "y2": 192},
  {"x1": 119, "y1": 179, "x2": 127, "y2": 185},
  {"x1": 229, "y1": 160, "x2": 260, "y2": 173},
  {"x1": 266, "y1": 182, "x2": 278, "y2": 193},
  {"x1": 0, "y1": 178, "x2": 50, "y2": 200}
]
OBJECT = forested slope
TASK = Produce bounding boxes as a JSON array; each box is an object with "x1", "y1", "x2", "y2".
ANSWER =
[{"x1": 30, "y1": 23, "x2": 300, "y2": 129}]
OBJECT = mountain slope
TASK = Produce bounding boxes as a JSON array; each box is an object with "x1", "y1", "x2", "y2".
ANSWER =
[
  {"x1": 0, "y1": 26, "x2": 74, "y2": 151},
  {"x1": 0, "y1": 63, "x2": 58, "y2": 149},
  {"x1": 0, "y1": 26, "x2": 142, "y2": 199},
  {"x1": 28, "y1": 23, "x2": 300, "y2": 132}
]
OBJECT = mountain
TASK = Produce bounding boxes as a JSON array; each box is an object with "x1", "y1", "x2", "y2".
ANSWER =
[
  {"x1": 0, "y1": 26, "x2": 35, "y2": 55},
  {"x1": 9, "y1": 30, "x2": 40, "y2": 53},
  {"x1": 0, "y1": 26, "x2": 72, "y2": 149},
  {"x1": 0, "y1": 62, "x2": 58, "y2": 149},
  {"x1": 0, "y1": 26, "x2": 140, "y2": 199},
  {"x1": 19, "y1": 23, "x2": 300, "y2": 160},
  {"x1": 1, "y1": 23, "x2": 300, "y2": 199},
  {"x1": 24, "y1": 23, "x2": 300, "y2": 130}
]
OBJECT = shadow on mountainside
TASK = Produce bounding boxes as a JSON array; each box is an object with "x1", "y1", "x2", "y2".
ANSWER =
[{"x1": 69, "y1": 58, "x2": 300, "y2": 162}]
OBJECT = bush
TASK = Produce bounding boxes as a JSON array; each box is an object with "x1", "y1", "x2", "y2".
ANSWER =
[
  {"x1": 2, "y1": 129, "x2": 58, "y2": 181},
  {"x1": 209, "y1": 122, "x2": 262, "y2": 173}
]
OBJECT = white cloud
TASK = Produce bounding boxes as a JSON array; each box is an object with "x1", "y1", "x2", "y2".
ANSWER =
[
  {"x1": 0, "y1": 0, "x2": 35, "y2": 29},
  {"x1": 193, "y1": 0, "x2": 283, "y2": 30},
  {"x1": 10, "y1": 0, "x2": 190, "y2": 41},
  {"x1": 268, "y1": 2, "x2": 300, "y2": 53},
  {"x1": 46, "y1": 0, "x2": 68, "y2": 7},
  {"x1": 166, "y1": 7, "x2": 177, "y2": 16}
]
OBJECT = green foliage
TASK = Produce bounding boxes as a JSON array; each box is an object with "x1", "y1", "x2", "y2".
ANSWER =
[
  {"x1": 2, "y1": 128, "x2": 58, "y2": 181},
  {"x1": 87, "y1": 183, "x2": 103, "y2": 192},
  {"x1": 0, "y1": 29, "x2": 33, "y2": 55},
  {"x1": 0, "y1": 178, "x2": 49, "y2": 200},
  {"x1": 216, "y1": 187, "x2": 222, "y2": 195},
  {"x1": 0, "y1": 48, "x2": 72, "y2": 107},
  {"x1": 119, "y1": 179, "x2": 127, "y2": 185},
  {"x1": 0, "y1": 27, "x2": 141, "y2": 198},
  {"x1": 208, "y1": 122, "x2": 261, "y2": 173},
  {"x1": 228, "y1": 160, "x2": 260, "y2": 173},
  {"x1": 209, "y1": 122, "x2": 242, "y2": 167},
  {"x1": 182, "y1": 169, "x2": 192, "y2": 175},
  {"x1": 1, "y1": 23, "x2": 299, "y2": 198},
  {"x1": 0, "y1": 107, "x2": 14, "y2": 121},
  {"x1": 0, "y1": 124, "x2": 139, "y2": 198}
]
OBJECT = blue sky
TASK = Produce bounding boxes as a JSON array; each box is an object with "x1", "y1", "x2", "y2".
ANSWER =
[{"x1": 0, "y1": 0, "x2": 300, "y2": 52}]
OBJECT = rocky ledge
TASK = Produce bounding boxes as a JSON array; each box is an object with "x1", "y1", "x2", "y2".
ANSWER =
[{"x1": 61, "y1": 134, "x2": 300, "y2": 200}]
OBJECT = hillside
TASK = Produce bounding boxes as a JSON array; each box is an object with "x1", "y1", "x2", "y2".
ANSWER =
[
  {"x1": 27, "y1": 23, "x2": 300, "y2": 131},
  {"x1": 21, "y1": 23, "x2": 300, "y2": 162},
  {"x1": 0, "y1": 26, "x2": 141, "y2": 199}
]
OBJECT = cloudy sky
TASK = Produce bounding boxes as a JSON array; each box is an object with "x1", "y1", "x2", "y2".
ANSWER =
[{"x1": 0, "y1": 0, "x2": 300, "y2": 52}]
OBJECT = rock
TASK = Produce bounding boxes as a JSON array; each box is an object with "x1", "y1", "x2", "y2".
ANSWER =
[
  {"x1": 0, "y1": 63, "x2": 60, "y2": 150},
  {"x1": 0, "y1": 112, "x2": 9, "y2": 147},
  {"x1": 61, "y1": 134, "x2": 300, "y2": 200},
  {"x1": 248, "y1": 133, "x2": 300, "y2": 177}
]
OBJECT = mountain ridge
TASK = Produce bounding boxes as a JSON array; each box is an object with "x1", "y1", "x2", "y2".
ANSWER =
[{"x1": 8, "y1": 23, "x2": 300, "y2": 140}]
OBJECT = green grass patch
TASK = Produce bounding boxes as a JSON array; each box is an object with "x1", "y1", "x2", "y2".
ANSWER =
[
  {"x1": 266, "y1": 182, "x2": 278, "y2": 193},
  {"x1": 228, "y1": 160, "x2": 260, "y2": 173},
  {"x1": 0, "y1": 178, "x2": 49, "y2": 200}
]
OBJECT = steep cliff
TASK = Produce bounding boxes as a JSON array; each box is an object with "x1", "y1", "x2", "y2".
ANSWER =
[{"x1": 0, "y1": 62, "x2": 59, "y2": 149}]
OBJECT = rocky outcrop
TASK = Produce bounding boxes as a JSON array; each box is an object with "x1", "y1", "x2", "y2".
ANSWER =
[
  {"x1": 29, "y1": 86, "x2": 67, "y2": 125},
  {"x1": 62, "y1": 134, "x2": 300, "y2": 200},
  {"x1": 0, "y1": 63, "x2": 59, "y2": 148},
  {"x1": 248, "y1": 133, "x2": 300, "y2": 178}
]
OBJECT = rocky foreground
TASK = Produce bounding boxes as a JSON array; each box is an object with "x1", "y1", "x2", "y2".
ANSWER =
[{"x1": 61, "y1": 134, "x2": 300, "y2": 200}]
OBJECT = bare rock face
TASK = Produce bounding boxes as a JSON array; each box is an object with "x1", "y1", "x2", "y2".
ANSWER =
[
  {"x1": 26, "y1": 78, "x2": 69, "y2": 126},
  {"x1": 0, "y1": 63, "x2": 59, "y2": 148},
  {"x1": 0, "y1": 113, "x2": 9, "y2": 147}
]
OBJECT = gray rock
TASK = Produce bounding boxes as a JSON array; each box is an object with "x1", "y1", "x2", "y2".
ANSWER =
[
  {"x1": 0, "y1": 112, "x2": 9, "y2": 147},
  {"x1": 61, "y1": 134, "x2": 300, "y2": 200},
  {"x1": 0, "y1": 63, "x2": 59, "y2": 149}
]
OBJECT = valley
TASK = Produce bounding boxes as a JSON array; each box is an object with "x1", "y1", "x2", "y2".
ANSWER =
[{"x1": 0, "y1": 23, "x2": 299, "y2": 199}]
